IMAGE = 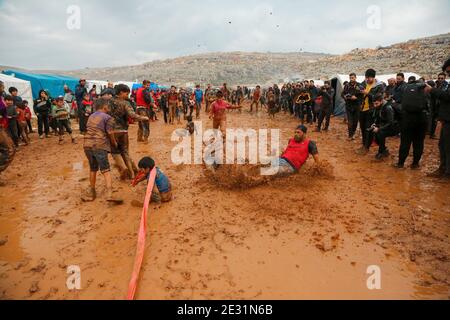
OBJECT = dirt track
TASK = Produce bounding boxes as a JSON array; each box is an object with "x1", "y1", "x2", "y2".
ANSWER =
[{"x1": 0, "y1": 105, "x2": 449, "y2": 300}]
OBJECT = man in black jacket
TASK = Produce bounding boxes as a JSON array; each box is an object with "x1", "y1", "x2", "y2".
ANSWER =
[
  {"x1": 309, "y1": 80, "x2": 319, "y2": 123},
  {"x1": 316, "y1": 81, "x2": 334, "y2": 132},
  {"x1": 393, "y1": 73, "x2": 407, "y2": 105},
  {"x1": 369, "y1": 94, "x2": 399, "y2": 160},
  {"x1": 75, "y1": 79, "x2": 88, "y2": 133},
  {"x1": 426, "y1": 58, "x2": 450, "y2": 179},
  {"x1": 342, "y1": 73, "x2": 363, "y2": 140},
  {"x1": 395, "y1": 77, "x2": 428, "y2": 169},
  {"x1": 430, "y1": 72, "x2": 449, "y2": 139},
  {"x1": 358, "y1": 69, "x2": 385, "y2": 154}
]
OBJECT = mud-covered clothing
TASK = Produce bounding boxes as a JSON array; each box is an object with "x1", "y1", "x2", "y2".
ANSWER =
[
  {"x1": 0, "y1": 128, "x2": 15, "y2": 173},
  {"x1": 6, "y1": 105, "x2": 19, "y2": 146},
  {"x1": 252, "y1": 89, "x2": 261, "y2": 102},
  {"x1": 0, "y1": 97, "x2": 7, "y2": 128},
  {"x1": 109, "y1": 98, "x2": 144, "y2": 133},
  {"x1": 146, "y1": 167, "x2": 172, "y2": 202},
  {"x1": 52, "y1": 104, "x2": 71, "y2": 121},
  {"x1": 83, "y1": 111, "x2": 115, "y2": 152},
  {"x1": 210, "y1": 99, "x2": 233, "y2": 121},
  {"x1": 85, "y1": 149, "x2": 110, "y2": 173},
  {"x1": 136, "y1": 87, "x2": 154, "y2": 108},
  {"x1": 186, "y1": 121, "x2": 195, "y2": 135}
]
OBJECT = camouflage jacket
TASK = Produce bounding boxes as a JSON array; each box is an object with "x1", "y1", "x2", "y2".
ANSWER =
[{"x1": 109, "y1": 98, "x2": 146, "y2": 132}]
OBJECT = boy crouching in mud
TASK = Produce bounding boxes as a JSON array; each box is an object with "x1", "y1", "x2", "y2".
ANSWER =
[
  {"x1": 81, "y1": 98, "x2": 123, "y2": 204},
  {"x1": 132, "y1": 157, "x2": 172, "y2": 205}
]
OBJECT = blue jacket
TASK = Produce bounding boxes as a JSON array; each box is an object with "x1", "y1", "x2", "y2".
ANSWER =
[{"x1": 194, "y1": 89, "x2": 203, "y2": 102}]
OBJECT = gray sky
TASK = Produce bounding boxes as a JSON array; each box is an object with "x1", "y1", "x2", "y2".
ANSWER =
[{"x1": 0, "y1": 0, "x2": 449, "y2": 70}]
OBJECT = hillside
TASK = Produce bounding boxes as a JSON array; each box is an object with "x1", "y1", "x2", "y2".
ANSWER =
[
  {"x1": 2, "y1": 33, "x2": 449, "y2": 86},
  {"x1": 59, "y1": 51, "x2": 331, "y2": 86},
  {"x1": 296, "y1": 33, "x2": 450, "y2": 81}
]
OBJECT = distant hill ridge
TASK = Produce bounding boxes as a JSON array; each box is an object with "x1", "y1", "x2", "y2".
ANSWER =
[{"x1": 2, "y1": 33, "x2": 449, "y2": 86}]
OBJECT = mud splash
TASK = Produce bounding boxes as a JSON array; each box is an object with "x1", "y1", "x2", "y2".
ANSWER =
[{"x1": 203, "y1": 160, "x2": 335, "y2": 190}]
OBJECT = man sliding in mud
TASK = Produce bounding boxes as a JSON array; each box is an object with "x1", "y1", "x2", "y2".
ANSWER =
[{"x1": 271, "y1": 125, "x2": 320, "y2": 176}]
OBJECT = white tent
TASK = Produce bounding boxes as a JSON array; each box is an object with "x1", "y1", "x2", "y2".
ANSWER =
[
  {"x1": 114, "y1": 81, "x2": 136, "y2": 92},
  {"x1": 331, "y1": 73, "x2": 421, "y2": 116},
  {"x1": 0, "y1": 73, "x2": 33, "y2": 110},
  {"x1": 86, "y1": 80, "x2": 109, "y2": 94}
]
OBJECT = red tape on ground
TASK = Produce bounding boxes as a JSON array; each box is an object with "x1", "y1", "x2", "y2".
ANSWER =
[{"x1": 127, "y1": 168, "x2": 156, "y2": 300}]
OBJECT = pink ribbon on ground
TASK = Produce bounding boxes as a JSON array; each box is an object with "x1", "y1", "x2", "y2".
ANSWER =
[{"x1": 127, "y1": 168, "x2": 156, "y2": 300}]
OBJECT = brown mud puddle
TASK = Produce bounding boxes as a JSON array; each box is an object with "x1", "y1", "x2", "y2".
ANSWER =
[{"x1": 0, "y1": 106, "x2": 449, "y2": 299}]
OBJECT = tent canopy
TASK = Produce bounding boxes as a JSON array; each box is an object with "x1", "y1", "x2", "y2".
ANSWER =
[
  {"x1": 2, "y1": 70, "x2": 80, "y2": 100},
  {"x1": 331, "y1": 72, "x2": 421, "y2": 116},
  {"x1": 132, "y1": 82, "x2": 160, "y2": 92},
  {"x1": 0, "y1": 73, "x2": 33, "y2": 106},
  {"x1": 86, "y1": 80, "x2": 109, "y2": 94}
]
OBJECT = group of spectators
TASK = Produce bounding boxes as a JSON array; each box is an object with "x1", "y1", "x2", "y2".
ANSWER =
[
  {"x1": 1, "y1": 57, "x2": 449, "y2": 180},
  {"x1": 338, "y1": 62, "x2": 449, "y2": 179}
]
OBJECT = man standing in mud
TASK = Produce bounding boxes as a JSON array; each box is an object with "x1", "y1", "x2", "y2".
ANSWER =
[
  {"x1": 250, "y1": 85, "x2": 261, "y2": 113},
  {"x1": 167, "y1": 86, "x2": 179, "y2": 125},
  {"x1": 426, "y1": 58, "x2": 450, "y2": 180},
  {"x1": 222, "y1": 83, "x2": 230, "y2": 102},
  {"x1": 75, "y1": 79, "x2": 88, "y2": 134},
  {"x1": 135, "y1": 80, "x2": 155, "y2": 143},
  {"x1": 342, "y1": 73, "x2": 363, "y2": 140},
  {"x1": 194, "y1": 85, "x2": 203, "y2": 119},
  {"x1": 109, "y1": 84, "x2": 148, "y2": 180},
  {"x1": 316, "y1": 82, "x2": 334, "y2": 132},
  {"x1": 358, "y1": 69, "x2": 385, "y2": 155},
  {"x1": 205, "y1": 84, "x2": 212, "y2": 112},
  {"x1": 236, "y1": 86, "x2": 244, "y2": 108}
]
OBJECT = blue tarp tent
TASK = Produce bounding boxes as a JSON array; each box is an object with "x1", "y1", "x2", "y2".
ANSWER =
[
  {"x1": 2, "y1": 70, "x2": 80, "y2": 100},
  {"x1": 132, "y1": 82, "x2": 160, "y2": 92}
]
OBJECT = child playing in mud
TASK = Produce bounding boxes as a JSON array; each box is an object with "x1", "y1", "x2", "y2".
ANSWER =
[
  {"x1": 132, "y1": 157, "x2": 172, "y2": 205},
  {"x1": 81, "y1": 98, "x2": 122, "y2": 204},
  {"x1": 209, "y1": 90, "x2": 242, "y2": 138},
  {"x1": 16, "y1": 102, "x2": 30, "y2": 145},
  {"x1": 52, "y1": 96, "x2": 76, "y2": 144},
  {"x1": 186, "y1": 115, "x2": 196, "y2": 135}
]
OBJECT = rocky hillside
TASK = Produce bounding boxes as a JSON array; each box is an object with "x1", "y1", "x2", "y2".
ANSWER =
[
  {"x1": 60, "y1": 51, "x2": 331, "y2": 86},
  {"x1": 297, "y1": 33, "x2": 450, "y2": 80},
  {"x1": 4, "y1": 33, "x2": 449, "y2": 86}
]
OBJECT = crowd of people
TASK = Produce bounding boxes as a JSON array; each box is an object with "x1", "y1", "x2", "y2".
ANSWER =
[{"x1": 0, "y1": 57, "x2": 449, "y2": 198}]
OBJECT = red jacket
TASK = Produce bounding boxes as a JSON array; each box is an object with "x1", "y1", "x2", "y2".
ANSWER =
[
  {"x1": 24, "y1": 107, "x2": 32, "y2": 120},
  {"x1": 136, "y1": 87, "x2": 151, "y2": 108},
  {"x1": 282, "y1": 138, "x2": 311, "y2": 170}
]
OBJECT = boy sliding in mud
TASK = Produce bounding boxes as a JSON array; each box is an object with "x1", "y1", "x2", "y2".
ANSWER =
[{"x1": 132, "y1": 157, "x2": 173, "y2": 205}]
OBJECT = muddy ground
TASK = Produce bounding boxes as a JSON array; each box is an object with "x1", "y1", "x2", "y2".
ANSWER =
[{"x1": 0, "y1": 104, "x2": 449, "y2": 300}]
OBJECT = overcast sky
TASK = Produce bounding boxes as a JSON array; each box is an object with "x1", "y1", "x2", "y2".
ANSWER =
[{"x1": 0, "y1": 0, "x2": 449, "y2": 70}]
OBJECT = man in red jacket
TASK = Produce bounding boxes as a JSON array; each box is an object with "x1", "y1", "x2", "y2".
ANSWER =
[
  {"x1": 276, "y1": 125, "x2": 320, "y2": 176},
  {"x1": 135, "y1": 80, "x2": 155, "y2": 143}
]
